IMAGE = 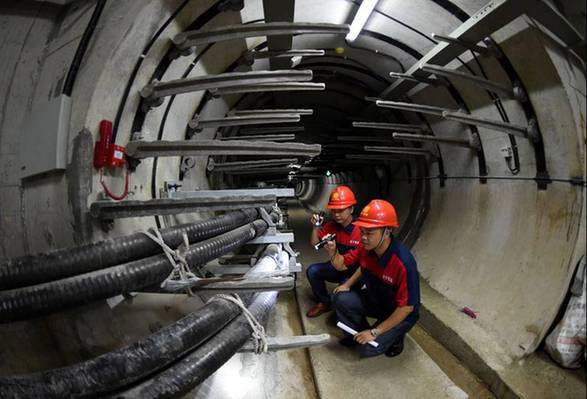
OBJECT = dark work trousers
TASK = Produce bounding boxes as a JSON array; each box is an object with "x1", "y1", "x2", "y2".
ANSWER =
[
  {"x1": 306, "y1": 261, "x2": 357, "y2": 304},
  {"x1": 332, "y1": 290, "x2": 418, "y2": 357}
]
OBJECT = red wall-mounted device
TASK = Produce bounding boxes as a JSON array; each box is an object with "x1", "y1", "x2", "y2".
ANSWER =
[{"x1": 93, "y1": 119, "x2": 125, "y2": 168}]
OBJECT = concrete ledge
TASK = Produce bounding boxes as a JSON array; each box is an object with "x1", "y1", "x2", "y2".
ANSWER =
[{"x1": 419, "y1": 280, "x2": 586, "y2": 399}]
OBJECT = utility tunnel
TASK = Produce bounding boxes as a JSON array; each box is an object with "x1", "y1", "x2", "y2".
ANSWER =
[{"x1": 0, "y1": 0, "x2": 585, "y2": 398}]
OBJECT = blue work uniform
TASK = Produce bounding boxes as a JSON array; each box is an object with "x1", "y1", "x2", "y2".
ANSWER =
[
  {"x1": 333, "y1": 237, "x2": 420, "y2": 357},
  {"x1": 306, "y1": 220, "x2": 361, "y2": 305}
]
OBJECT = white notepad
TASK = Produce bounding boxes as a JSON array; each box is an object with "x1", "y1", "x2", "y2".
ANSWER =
[{"x1": 336, "y1": 321, "x2": 379, "y2": 348}]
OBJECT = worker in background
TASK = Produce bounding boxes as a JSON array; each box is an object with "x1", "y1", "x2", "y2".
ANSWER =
[
  {"x1": 306, "y1": 186, "x2": 362, "y2": 318},
  {"x1": 328, "y1": 199, "x2": 420, "y2": 358}
]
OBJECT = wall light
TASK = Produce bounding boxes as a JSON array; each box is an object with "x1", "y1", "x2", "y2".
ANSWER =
[{"x1": 346, "y1": 0, "x2": 379, "y2": 42}]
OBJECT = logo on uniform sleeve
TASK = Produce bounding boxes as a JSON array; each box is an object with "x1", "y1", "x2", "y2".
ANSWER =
[{"x1": 382, "y1": 275, "x2": 394, "y2": 284}]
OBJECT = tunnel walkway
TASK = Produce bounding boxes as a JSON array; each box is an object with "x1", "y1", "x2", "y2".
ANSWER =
[{"x1": 288, "y1": 203, "x2": 492, "y2": 399}]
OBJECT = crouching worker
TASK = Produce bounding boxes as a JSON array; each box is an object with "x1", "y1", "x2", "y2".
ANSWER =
[
  {"x1": 306, "y1": 186, "x2": 361, "y2": 318},
  {"x1": 329, "y1": 199, "x2": 420, "y2": 358}
]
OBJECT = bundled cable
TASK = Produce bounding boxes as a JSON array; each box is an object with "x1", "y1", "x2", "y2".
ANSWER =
[
  {"x1": 0, "y1": 221, "x2": 284, "y2": 399},
  {"x1": 0, "y1": 209, "x2": 260, "y2": 290},
  {"x1": 0, "y1": 297, "x2": 247, "y2": 399},
  {"x1": 113, "y1": 291, "x2": 278, "y2": 399},
  {"x1": 0, "y1": 219, "x2": 269, "y2": 322},
  {"x1": 0, "y1": 301, "x2": 250, "y2": 398}
]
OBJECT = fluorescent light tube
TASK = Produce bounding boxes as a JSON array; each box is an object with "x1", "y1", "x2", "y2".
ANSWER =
[{"x1": 346, "y1": 0, "x2": 379, "y2": 42}]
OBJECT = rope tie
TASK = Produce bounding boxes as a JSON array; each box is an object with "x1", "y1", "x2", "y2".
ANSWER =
[
  {"x1": 215, "y1": 293, "x2": 268, "y2": 354},
  {"x1": 142, "y1": 229, "x2": 198, "y2": 295}
]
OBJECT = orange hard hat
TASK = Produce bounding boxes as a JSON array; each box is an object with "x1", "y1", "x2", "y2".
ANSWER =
[
  {"x1": 326, "y1": 186, "x2": 357, "y2": 209},
  {"x1": 354, "y1": 199, "x2": 399, "y2": 228}
]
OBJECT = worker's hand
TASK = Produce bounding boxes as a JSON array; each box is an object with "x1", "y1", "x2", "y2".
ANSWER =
[
  {"x1": 333, "y1": 283, "x2": 350, "y2": 294},
  {"x1": 324, "y1": 239, "x2": 337, "y2": 256},
  {"x1": 354, "y1": 330, "x2": 376, "y2": 345},
  {"x1": 332, "y1": 263, "x2": 347, "y2": 272},
  {"x1": 310, "y1": 213, "x2": 324, "y2": 227}
]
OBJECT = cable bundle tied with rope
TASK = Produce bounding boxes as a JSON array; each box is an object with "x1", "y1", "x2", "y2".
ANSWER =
[
  {"x1": 0, "y1": 209, "x2": 262, "y2": 290},
  {"x1": 0, "y1": 217, "x2": 272, "y2": 322}
]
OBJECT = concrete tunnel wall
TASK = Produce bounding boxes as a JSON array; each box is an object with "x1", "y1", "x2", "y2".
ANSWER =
[{"x1": 0, "y1": 0, "x2": 585, "y2": 375}]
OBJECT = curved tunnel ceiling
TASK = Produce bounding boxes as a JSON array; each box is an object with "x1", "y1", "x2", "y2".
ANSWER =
[{"x1": 0, "y1": 0, "x2": 585, "y2": 391}]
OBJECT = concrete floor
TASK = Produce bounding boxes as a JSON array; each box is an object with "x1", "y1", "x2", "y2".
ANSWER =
[{"x1": 289, "y1": 204, "x2": 486, "y2": 399}]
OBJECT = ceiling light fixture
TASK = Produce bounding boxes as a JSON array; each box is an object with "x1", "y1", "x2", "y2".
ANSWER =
[{"x1": 345, "y1": 0, "x2": 379, "y2": 42}]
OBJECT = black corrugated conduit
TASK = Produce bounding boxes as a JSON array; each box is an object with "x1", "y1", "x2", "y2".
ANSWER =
[
  {"x1": 0, "y1": 218, "x2": 270, "y2": 322},
  {"x1": 0, "y1": 297, "x2": 247, "y2": 398},
  {"x1": 0, "y1": 209, "x2": 260, "y2": 290},
  {"x1": 113, "y1": 291, "x2": 278, "y2": 399},
  {"x1": 62, "y1": 0, "x2": 107, "y2": 96}
]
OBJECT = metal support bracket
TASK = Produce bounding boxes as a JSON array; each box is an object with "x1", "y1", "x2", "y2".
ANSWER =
[
  {"x1": 207, "y1": 158, "x2": 298, "y2": 172},
  {"x1": 352, "y1": 121, "x2": 428, "y2": 133},
  {"x1": 243, "y1": 49, "x2": 325, "y2": 65},
  {"x1": 189, "y1": 113, "x2": 301, "y2": 131},
  {"x1": 258, "y1": 207, "x2": 276, "y2": 231},
  {"x1": 90, "y1": 195, "x2": 276, "y2": 220},
  {"x1": 239, "y1": 126, "x2": 305, "y2": 135},
  {"x1": 283, "y1": 242, "x2": 301, "y2": 272},
  {"x1": 364, "y1": 145, "x2": 437, "y2": 158},
  {"x1": 140, "y1": 70, "x2": 314, "y2": 109},
  {"x1": 187, "y1": 275, "x2": 295, "y2": 293},
  {"x1": 442, "y1": 111, "x2": 540, "y2": 142},
  {"x1": 217, "y1": 134, "x2": 296, "y2": 142},
  {"x1": 238, "y1": 334, "x2": 330, "y2": 353},
  {"x1": 375, "y1": 100, "x2": 459, "y2": 116},
  {"x1": 431, "y1": 33, "x2": 496, "y2": 56},
  {"x1": 247, "y1": 231, "x2": 294, "y2": 245},
  {"x1": 172, "y1": 22, "x2": 349, "y2": 52},
  {"x1": 210, "y1": 82, "x2": 325, "y2": 97},
  {"x1": 230, "y1": 108, "x2": 314, "y2": 116},
  {"x1": 420, "y1": 63, "x2": 527, "y2": 102},
  {"x1": 392, "y1": 132, "x2": 480, "y2": 150},
  {"x1": 336, "y1": 136, "x2": 397, "y2": 143},
  {"x1": 389, "y1": 71, "x2": 448, "y2": 87},
  {"x1": 165, "y1": 188, "x2": 296, "y2": 200},
  {"x1": 125, "y1": 139, "x2": 322, "y2": 159}
]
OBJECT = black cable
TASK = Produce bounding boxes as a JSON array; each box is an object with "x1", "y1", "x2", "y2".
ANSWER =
[
  {"x1": 113, "y1": 291, "x2": 278, "y2": 399},
  {"x1": 110, "y1": 0, "x2": 192, "y2": 142},
  {"x1": 468, "y1": 51, "x2": 521, "y2": 174},
  {"x1": 0, "y1": 209, "x2": 259, "y2": 290},
  {"x1": 62, "y1": 0, "x2": 107, "y2": 96},
  {"x1": 0, "y1": 298, "x2": 243, "y2": 398},
  {"x1": 0, "y1": 219, "x2": 270, "y2": 322}
]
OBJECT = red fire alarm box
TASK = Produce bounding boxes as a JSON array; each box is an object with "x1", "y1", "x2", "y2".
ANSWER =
[{"x1": 94, "y1": 119, "x2": 125, "y2": 168}]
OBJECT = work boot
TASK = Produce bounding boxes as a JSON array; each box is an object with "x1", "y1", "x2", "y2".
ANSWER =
[
  {"x1": 385, "y1": 336, "x2": 405, "y2": 357},
  {"x1": 306, "y1": 302, "x2": 331, "y2": 318}
]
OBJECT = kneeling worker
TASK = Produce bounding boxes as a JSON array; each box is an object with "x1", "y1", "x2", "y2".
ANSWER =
[
  {"x1": 329, "y1": 199, "x2": 420, "y2": 357},
  {"x1": 306, "y1": 186, "x2": 362, "y2": 318}
]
